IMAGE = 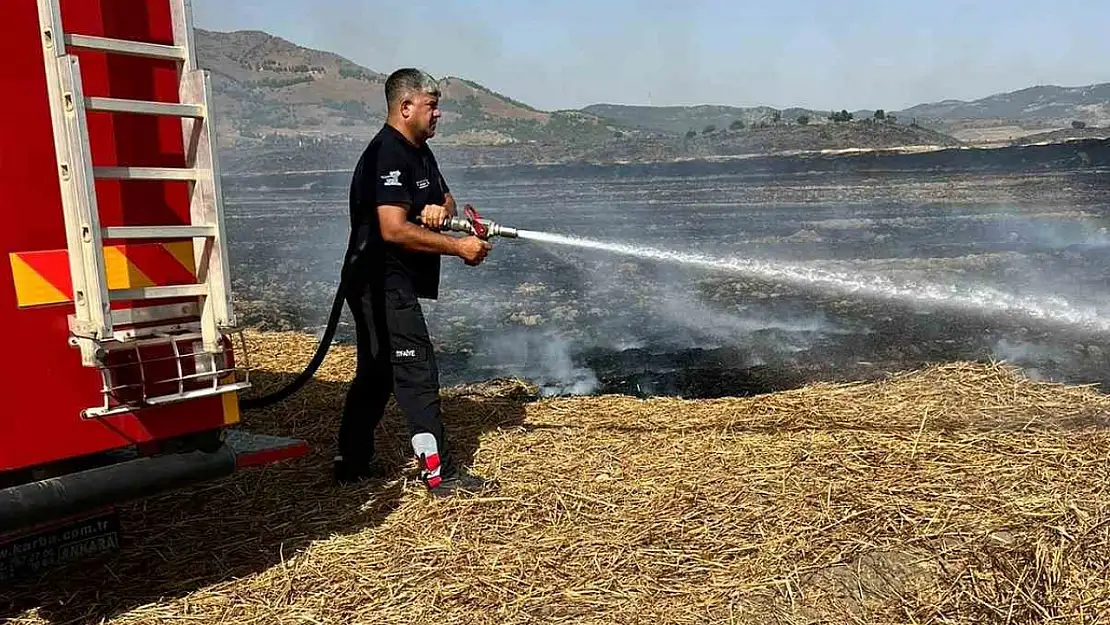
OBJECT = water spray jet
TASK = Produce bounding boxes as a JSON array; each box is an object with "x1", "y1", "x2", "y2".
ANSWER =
[
  {"x1": 432, "y1": 209, "x2": 1110, "y2": 336},
  {"x1": 512, "y1": 230, "x2": 1110, "y2": 336}
]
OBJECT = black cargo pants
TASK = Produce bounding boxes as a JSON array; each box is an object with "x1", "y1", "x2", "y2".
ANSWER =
[{"x1": 339, "y1": 276, "x2": 448, "y2": 475}]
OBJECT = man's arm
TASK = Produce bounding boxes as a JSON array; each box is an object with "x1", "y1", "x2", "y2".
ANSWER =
[{"x1": 378, "y1": 204, "x2": 462, "y2": 256}]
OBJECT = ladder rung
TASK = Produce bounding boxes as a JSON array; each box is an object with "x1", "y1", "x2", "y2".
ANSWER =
[
  {"x1": 94, "y1": 167, "x2": 201, "y2": 181},
  {"x1": 96, "y1": 331, "x2": 206, "y2": 351},
  {"x1": 87, "y1": 97, "x2": 204, "y2": 118},
  {"x1": 103, "y1": 225, "x2": 217, "y2": 239},
  {"x1": 112, "y1": 322, "x2": 200, "y2": 343},
  {"x1": 111, "y1": 302, "x2": 201, "y2": 326},
  {"x1": 111, "y1": 284, "x2": 208, "y2": 301},
  {"x1": 64, "y1": 34, "x2": 188, "y2": 61}
]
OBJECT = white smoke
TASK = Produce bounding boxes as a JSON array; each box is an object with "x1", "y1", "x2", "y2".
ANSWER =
[
  {"x1": 485, "y1": 234, "x2": 860, "y2": 395},
  {"x1": 989, "y1": 339, "x2": 1075, "y2": 382},
  {"x1": 653, "y1": 287, "x2": 846, "y2": 343},
  {"x1": 481, "y1": 329, "x2": 599, "y2": 396}
]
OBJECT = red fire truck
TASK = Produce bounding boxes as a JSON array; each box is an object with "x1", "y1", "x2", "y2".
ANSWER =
[{"x1": 1, "y1": 0, "x2": 308, "y2": 581}]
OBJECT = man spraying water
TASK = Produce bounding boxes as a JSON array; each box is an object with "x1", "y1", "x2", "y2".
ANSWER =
[
  {"x1": 319, "y1": 69, "x2": 1108, "y2": 498},
  {"x1": 337, "y1": 68, "x2": 494, "y2": 496}
]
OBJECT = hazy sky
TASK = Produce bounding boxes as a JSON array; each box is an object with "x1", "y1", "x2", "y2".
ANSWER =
[{"x1": 192, "y1": 0, "x2": 1110, "y2": 113}]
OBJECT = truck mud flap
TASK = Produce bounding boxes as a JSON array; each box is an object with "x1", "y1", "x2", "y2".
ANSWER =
[{"x1": 0, "y1": 430, "x2": 308, "y2": 537}]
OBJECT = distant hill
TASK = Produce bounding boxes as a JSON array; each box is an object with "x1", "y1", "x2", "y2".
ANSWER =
[
  {"x1": 193, "y1": 27, "x2": 1110, "y2": 171},
  {"x1": 219, "y1": 118, "x2": 964, "y2": 175},
  {"x1": 694, "y1": 120, "x2": 961, "y2": 153},
  {"x1": 579, "y1": 104, "x2": 835, "y2": 135},
  {"x1": 193, "y1": 29, "x2": 634, "y2": 149},
  {"x1": 893, "y1": 84, "x2": 1110, "y2": 127},
  {"x1": 585, "y1": 85, "x2": 1110, "y2": 147}
]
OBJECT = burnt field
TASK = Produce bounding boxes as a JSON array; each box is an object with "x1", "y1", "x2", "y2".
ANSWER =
[{"x1": 222, "y1": 157, "x2": 1110, "y2": 399}]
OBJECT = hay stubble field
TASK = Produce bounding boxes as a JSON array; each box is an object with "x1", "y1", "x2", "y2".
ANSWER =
[{"x1": 4, "y1": 330, "x2": 1110, "y2": 624}]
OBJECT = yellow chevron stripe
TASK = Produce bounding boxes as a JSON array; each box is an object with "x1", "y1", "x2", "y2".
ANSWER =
[
  {"x1": 163, "y1": 241, "x2": 197, "y2": 277},
  {"x1": 102, "y1": 246, "x2": 156, "y2": 290},
  {"x1": 8, "y1": 253, "x2": 68, "y2": 307},
  {"x1": 11, "y1": 242, "x2": 199, "y2": 308}
]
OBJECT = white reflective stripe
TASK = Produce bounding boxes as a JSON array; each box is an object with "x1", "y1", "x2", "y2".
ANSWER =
[{"x1": 411, "y1": 432, "x2": 441, "y2": 479}]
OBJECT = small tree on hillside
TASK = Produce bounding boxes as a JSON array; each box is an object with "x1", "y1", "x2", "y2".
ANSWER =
[
  {"x1": 796, "y1": 115, "x2": 810, "y2": 125},
  {"x1": 874, "y1": 109, "x2": 886, "y2": 120},
  {"x1": 729, "y1": 119, "x2": 746, "y2": 131}
]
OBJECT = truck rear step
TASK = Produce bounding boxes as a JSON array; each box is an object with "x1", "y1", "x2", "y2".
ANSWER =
[{"x1": 0, "y1": 430, "x2": 308, "y2": 536}]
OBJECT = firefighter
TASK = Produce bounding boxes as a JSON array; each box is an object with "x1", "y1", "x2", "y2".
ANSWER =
[{"x1": 336, "y1": 67, "x2": 494, "y2": 496}]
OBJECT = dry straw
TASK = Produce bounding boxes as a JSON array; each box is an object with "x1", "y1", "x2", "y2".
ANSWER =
[{"x1": 4, "y1": 330, "x2": 1110, "y2": 624}]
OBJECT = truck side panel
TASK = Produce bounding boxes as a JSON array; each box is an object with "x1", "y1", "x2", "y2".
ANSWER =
[{"x1": 0, "y1": 0, "x2": 234, "y2": 473}]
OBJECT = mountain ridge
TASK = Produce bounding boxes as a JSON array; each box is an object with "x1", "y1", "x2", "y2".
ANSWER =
[
  {"x1": 193, "y1": 27, "x2": 1109, "y2": 169},
  {"x1": 194, "y1": 27, "x2": 635, "y2": 150},
  {"x1": 895, "y1": 83, "x2": 1110, "y2": 123}
]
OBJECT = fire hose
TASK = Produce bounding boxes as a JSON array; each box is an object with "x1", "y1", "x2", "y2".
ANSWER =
[{"x1": 240, "y1": 205, "x2": 517, "y2": 409}]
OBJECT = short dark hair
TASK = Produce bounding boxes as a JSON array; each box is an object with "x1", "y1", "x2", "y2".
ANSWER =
[{"x1": 385, "y1": 68, "x2": 440, "y2": 110}]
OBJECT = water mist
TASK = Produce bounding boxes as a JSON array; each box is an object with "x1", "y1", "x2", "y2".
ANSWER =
[{"x1": 515, "y1": 230, "x2": 1110, "y2": 335}]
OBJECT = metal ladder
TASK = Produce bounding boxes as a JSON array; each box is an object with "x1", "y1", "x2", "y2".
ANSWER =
[{"x1": 35, "y1": 0, "x2": 234, "y2": 368}]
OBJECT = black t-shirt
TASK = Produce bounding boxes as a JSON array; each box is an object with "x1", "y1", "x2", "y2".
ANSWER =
[{"x1": 347, "y1": 124, "x2": 450, "y2": 299}]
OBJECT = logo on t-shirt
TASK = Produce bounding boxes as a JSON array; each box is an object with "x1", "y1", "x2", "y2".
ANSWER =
[
  {"x1": 416, "y1": 178, "x2": 430, "y2": 189},
  {"x1": 381, "y1": 170, "x2": 402, "y2": 186}
]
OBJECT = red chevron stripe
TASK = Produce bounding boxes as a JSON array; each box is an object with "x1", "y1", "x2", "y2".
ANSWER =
[
  {"x1": 15, "y1": 250, "x2": 74, "y2": 298},
  {"x1": 121, "y1": 243, "x2": 196, "y2": 286}
]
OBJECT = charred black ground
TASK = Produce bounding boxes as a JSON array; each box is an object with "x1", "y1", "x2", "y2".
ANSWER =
[{"x1": 223, "y1": 148, "x2": 1110, "y2": 400}]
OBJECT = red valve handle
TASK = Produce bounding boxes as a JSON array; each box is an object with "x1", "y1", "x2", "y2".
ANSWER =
[{"x1": 463, "y1": 204, "x2": 488, "y2": 239}]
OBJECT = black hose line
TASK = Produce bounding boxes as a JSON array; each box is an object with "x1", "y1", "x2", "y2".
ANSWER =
[{"x1": 239, "y1": 227, "x2": 367, "y2": 410}]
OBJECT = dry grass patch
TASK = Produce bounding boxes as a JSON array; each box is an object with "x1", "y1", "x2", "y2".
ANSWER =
[{"x1": 4, "y1": 330, "x2": 1110, "y2": 624}]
